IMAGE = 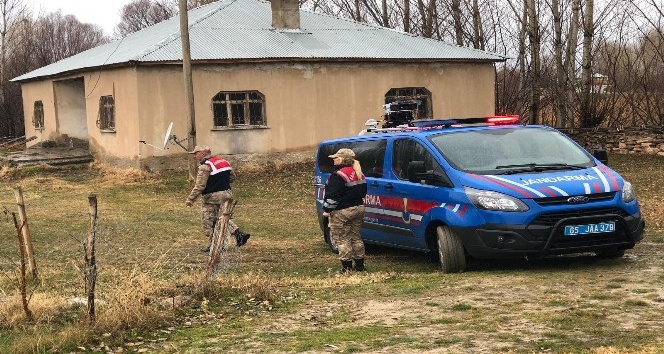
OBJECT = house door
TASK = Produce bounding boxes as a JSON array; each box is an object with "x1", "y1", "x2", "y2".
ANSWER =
[{"x1": 53, "y1": 78, "x2": 88, "y2": 144}]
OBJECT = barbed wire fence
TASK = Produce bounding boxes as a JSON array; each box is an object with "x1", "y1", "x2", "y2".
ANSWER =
[
  {"x1": 206, "y1": 199, "x2": 242, "y2": 279},
  {"x1": 0, "y1": 189, "x2": 244, "y2": 317}
]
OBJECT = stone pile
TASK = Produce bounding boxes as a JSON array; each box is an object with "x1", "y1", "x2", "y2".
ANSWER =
[{"x1": 560, "y1": 127, "x2": 664, "y2": 156}]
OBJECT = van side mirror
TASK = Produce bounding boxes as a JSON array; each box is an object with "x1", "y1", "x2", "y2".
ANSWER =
[
  {"x1": 593, "y1": 149, "x2": 608, "y2": 165},
  {"x1": 407, "y1": 161, "x2": 426, "y2": 182},
  {"x1": 407, "y1": 160, "x2": 454, "y2": 187}
]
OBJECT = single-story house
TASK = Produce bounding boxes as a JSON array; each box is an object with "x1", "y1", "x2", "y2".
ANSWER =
[{"x1": 12, "y1": 0, "x2": 506, "y2": 169}]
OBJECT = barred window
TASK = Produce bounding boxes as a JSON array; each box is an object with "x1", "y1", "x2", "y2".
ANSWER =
[
  {"x1": 97, "y1": 95, "x2": 115, "y2": 131},
  {"x1": 212, "y1": 91, "x2": 266, "y2": 128},
  {"x1": 385, "y1": 87, "x2": 433, "y2": 119},
  {"x1": 33, "y1": 100, "x2": 44, "y2": 130}
]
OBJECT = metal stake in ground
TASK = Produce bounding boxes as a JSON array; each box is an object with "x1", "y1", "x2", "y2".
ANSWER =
[{"x1": 206, "y1": 199, "x2": 239, "y2": 277}]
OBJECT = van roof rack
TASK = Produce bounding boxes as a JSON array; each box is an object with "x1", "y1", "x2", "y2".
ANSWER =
[{"x1": 359, "y1": 115, "x2": 520, "y2": 135}]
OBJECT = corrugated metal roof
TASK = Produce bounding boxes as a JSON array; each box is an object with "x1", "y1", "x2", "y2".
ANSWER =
[{"x1": 13, "y1": 0, "x2": 506, "y2": 82}]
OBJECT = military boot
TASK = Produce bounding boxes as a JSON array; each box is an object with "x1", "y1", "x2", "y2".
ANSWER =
[
  {"x1": 233, "y1": 229, "x2": 251, "y2": 247},
  {"x1": 340, "y1": 260, "x2": 353, "y2": 274},
  {"x1": 354, "y1": 258, "x2": 365, "y2": 271}
]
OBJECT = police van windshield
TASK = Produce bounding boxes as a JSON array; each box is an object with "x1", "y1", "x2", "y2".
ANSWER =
[{"x1": 429, "y1": 127, "x2": 595, "y2": 174}]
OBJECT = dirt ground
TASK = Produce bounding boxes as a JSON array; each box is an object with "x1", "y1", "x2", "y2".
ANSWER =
[{"x1": 242, "y1": 241, "x2": 664, "y2": 354}]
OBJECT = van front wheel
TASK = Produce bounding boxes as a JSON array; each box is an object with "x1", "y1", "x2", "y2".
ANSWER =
[{"x1": 436, "y1": 226, "x2": 466, "y2": 273}]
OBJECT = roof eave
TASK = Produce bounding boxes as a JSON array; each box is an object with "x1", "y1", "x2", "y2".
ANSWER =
[{"x1": 14, "y1": 56, "x2": 506, "y2": 83}]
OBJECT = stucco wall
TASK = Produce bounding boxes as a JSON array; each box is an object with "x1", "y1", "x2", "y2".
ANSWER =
[
  {"x1": 135, "y1": 61, "x2": 496, "y2": 160},
  {"x1": 21, "y1": 61, "x2": 496, "y2": 167},
  {"x1": 21, "y1": 68, "x2": 141, "y2": 164},
  {"x1": 21, "y1": 80, "x2": 57, "y2": 143}
]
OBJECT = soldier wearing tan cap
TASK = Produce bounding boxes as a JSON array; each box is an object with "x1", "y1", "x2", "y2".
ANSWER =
[
  {"x1": 185, "y1": 145, "x2": 250, "y2": 252},
  {"x1": 322, "y1": 148, "x2": 368, "y2": 273}
]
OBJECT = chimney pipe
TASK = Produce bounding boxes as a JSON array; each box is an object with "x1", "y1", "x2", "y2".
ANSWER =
[{"x1": 271, "y1": 0, "x2": 300, "y2": 30}]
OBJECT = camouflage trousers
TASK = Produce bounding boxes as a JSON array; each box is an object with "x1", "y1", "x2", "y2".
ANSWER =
[
  {"x1": 329, "y1": 205, "x2": 365, "y2": 261},
  {"x1": 201, "y1": 190, "x2": 238, "y2": 242}
]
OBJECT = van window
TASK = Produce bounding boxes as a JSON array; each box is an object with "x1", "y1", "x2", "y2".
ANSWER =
[
  {"x1": 392, "y1": 139, "x2": 445, "y2": 180},
  {"x1": 318, "y1": 140, "x2": 387, "y2": 177},
  {"x1": 430, "y1": 127, "x2": 594, "y2": 173}
]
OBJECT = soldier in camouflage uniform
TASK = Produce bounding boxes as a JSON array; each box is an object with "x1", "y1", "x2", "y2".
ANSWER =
[
  {"x1": 322, "y1": 148, "x2": 368, "y2": 273},
  {"x1": 185, "y1": 145, "x2": 250, "y2": 252}
]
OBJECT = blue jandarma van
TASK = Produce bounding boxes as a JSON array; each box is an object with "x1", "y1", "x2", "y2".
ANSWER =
[{"x1": 314, "y1": 116, "x2": 645, "y2": 273}]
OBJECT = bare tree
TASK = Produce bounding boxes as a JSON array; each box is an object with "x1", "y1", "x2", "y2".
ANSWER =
[
  {"x1": 579, "y1": 0, "x2": 594, "y2": 127},
  {"x1": 115, "y1": 0, "x2": 175, "y2": 37},
  {"x1": 471, "y1": 0, "x2": 485, "y2": 49},
  {"x1": 549, "y1": 0, "x2": 564, "y2": 126},
  {"x1": 0, "y1": 0, "x2": 27, "y2": 136},
  {"x1": 450, "y1": 0, "x2": 463, "y2": 45},
  {"x1": 32, "y1": 11, "x2": 107, "y2": 67},
  {"x1": 0, "y1": 9, "x2": 107, "y2": 138},
  {"x1": 564, "y1": 0, "x2": 581, "y2": 127}
]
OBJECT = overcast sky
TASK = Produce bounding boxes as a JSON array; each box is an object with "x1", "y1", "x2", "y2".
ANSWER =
[{"x1": 29, "y1": 0, "x2": 136, "y2": 36}]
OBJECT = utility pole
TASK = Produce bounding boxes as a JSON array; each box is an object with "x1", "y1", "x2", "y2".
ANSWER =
[{"x1": 179, "y1": 0, "x2": 197, "y2": 180}]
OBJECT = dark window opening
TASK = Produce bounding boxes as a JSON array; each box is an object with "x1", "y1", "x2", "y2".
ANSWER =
[
  {"x1": 97, "y1": 95, "x2": 115, "y2": 131},
  {"x1": 33, "y1": 100, "x2": 44, "y2": 129},
  {"x1": 385, "y1": 87, "x2": 433, "y2": 120},
  {"x1": 212, "y1": 91, "x2": 266, "y2": 128}
]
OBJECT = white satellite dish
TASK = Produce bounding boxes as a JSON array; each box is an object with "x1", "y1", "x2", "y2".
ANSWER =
[
  {"x1": 162, "y1": 122, "x2": 173, "y2": 149},
  {"x1": 139, "y1": 122, "x2": 174, "y2": 150}
]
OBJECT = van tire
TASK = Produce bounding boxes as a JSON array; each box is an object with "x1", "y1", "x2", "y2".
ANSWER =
[
  {"x1": 436, "y1": 226, "x2": 466, "y2": 273},
  {"x1": 323, "y1": 221, "x2": 339, "y2": 253}
]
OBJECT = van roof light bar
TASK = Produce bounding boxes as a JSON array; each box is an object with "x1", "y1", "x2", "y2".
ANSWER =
[{"x1": 486, "y1": 115, "x2": 520, "y2": 125}]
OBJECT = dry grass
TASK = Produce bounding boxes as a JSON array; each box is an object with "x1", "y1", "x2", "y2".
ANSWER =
[
  {"x1": 87, "y1": 161, "x2": 160, "y2": 186},
  {"x1": 0, "y1": 154, "x2": 663, "y2": 353}
]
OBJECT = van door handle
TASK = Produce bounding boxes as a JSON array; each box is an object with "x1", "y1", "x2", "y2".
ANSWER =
[
  {"x1": 384, "y1": 183, "x2": 394, "y2": 189},
  {"x1": 370, "y1": 181, "x2": 379, "y2": 187}
]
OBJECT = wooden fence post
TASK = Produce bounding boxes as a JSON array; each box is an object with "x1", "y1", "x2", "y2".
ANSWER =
[
  {"x1": 85, "y1": 194, "x2": 98, "y2": 322},
  {"x1": 206, "y1": 199, "x2": 237, "y2": 278},
  {"x1": 13, "y1": 186, "x2": 37, "y2": 278},
  {"x1": 11, "y1": 212, "x2": 33, "y2": 321}
]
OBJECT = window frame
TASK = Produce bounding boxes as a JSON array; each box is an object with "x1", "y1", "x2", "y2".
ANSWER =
[
  {"x1": 97, "y1": 95, "x2": 115, "y2": 132},
  {"x1": 32, "y1": 100, "x2": 44, "y2": 130},
  {"x1": 212, "y1": 90, "x2": 267, "y2": 129},
  {"x1": 385, "y1": 87, "x2": 433, "y2": 120}
]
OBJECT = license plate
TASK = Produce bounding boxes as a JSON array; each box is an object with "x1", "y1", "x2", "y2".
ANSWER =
[{"x1": 564, "y1": 221, "x2": 616, "y2": 236}]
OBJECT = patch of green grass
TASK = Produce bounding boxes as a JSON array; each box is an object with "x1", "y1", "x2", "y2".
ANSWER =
[
  {"x1": 431, "y1": 317, "x2": 461, "y2": 325},
  {"x1": 546, "y1": 299, "x2": 568, "y2": 306},
  {"x1": 589, "y1": 292, "x2": 614, "y2": 300},
  {"x1": 631, "y1": 288, "x2": 654, "y2": 294},
  {"x1": 624, "y1": 299, "x2": 649, "y2": 307},
  {"x1": 451, "y1": 303, "x2": 473, "y2": 311},
  {"x1": 432, "y1": 335, "x2": 463, "y2": 346},
  {"x1": 281, "y1": 325, "x2": 397, "y2": 352}
]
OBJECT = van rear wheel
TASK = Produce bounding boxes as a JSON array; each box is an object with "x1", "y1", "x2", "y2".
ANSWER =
[
  {"x1": 323, "y1": 219, "x2": 339, "y2": 253},
  {"x1": 436, "y1": 226, "x2": 466, "y2": 273}
]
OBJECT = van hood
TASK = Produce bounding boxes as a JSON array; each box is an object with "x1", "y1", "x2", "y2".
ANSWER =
[{"x1": 462, "y1": 165, "x2": 623, "y2": 199}]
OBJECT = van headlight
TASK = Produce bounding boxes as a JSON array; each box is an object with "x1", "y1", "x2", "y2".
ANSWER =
[
  {"x1": 622, "y1": 181, "x2": 636, "y2": 203},
  {"x1": 465, "y1": 187, "x2": 529, "y2": 211}
]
